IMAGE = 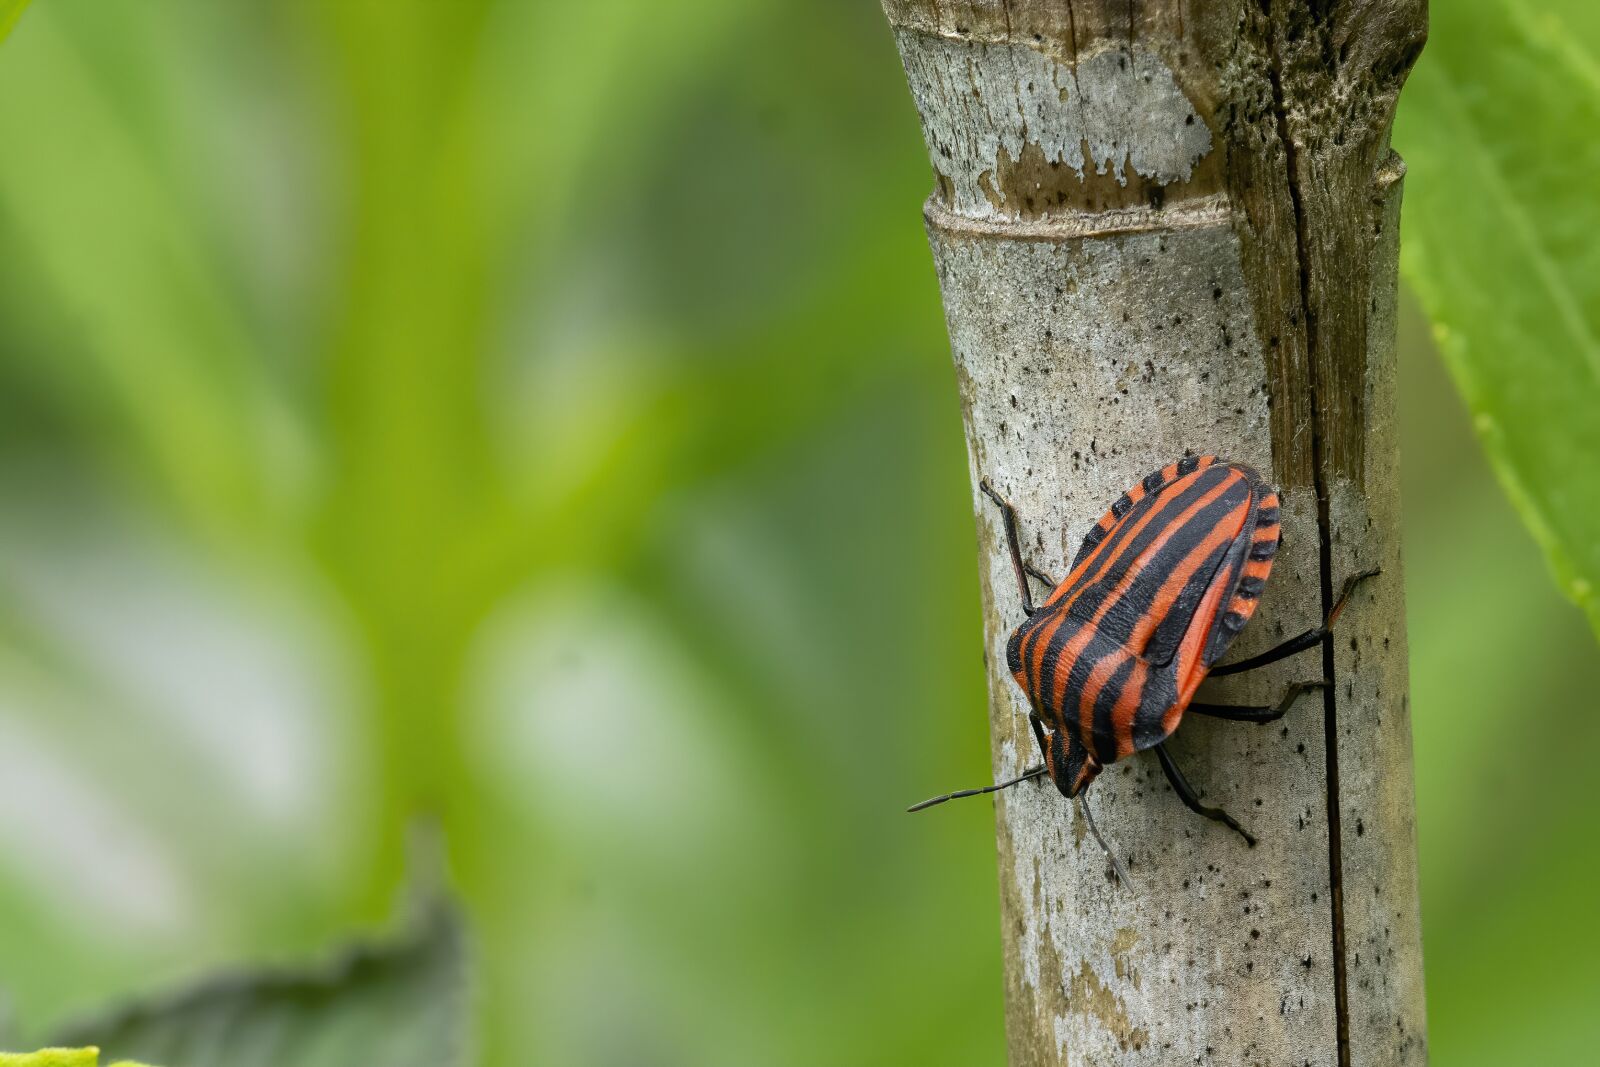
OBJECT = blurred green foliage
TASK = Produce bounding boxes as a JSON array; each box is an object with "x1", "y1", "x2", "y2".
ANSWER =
[
  {"x1": 0, "y1": 1, "x2": 28, "y2": 46},
  {"x1": 51, "y1": 901, "x2": 463, "y2": 1067},
  {"x1": 0, "y1": 2, "x2": 1593, "y2": 1066},
  {"x1": 1399, "y1": 0, "x2": 1600, "y2": 638}
]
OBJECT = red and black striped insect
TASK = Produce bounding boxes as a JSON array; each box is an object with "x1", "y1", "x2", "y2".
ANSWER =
[{"x1": 911, "y1": 455, "x2": 1376, "y2": 882}]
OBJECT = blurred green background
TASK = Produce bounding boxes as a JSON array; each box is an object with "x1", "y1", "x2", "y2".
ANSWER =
[{"x1": 0, "y1": 2, "x2": 1594, "y2": 1065}]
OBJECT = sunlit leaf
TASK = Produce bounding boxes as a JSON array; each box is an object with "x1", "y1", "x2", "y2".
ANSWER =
[
  {"x1": 1396, "y1": 0, "x2": 1600, "y2": 636},
  {"x1": 0, "y1": 1053, "x2": 98, "y2": 1067},
  {"x1": 0, "y1": 1051, "x2": 155, "y2": 1067}
]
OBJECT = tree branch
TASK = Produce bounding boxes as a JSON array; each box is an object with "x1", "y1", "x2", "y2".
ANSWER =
[{"x1": 883, "y1": 2, "x2": 1428, "y2": 1063}]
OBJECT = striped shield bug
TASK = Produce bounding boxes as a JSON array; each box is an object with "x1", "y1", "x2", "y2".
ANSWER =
[{"x1": 910, "y1": 454, "x2": 1377, "y2": 885}]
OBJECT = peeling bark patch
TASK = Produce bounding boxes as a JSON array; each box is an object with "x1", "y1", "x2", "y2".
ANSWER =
[
  {"x1": 897, "y1": 30, "x2": 1213, "y2": 220},
  {"x1": 1109, "y1": 927, "x2": 1140, "y2": 986},
  {"x1": 1062, "y1": 961, "x2": 1150, "y2": 1053}
]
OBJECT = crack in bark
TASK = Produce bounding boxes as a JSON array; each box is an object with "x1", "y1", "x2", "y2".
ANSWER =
[{"x1": 1261, "y1": 12, "x2": 1352, "y2": 1067}]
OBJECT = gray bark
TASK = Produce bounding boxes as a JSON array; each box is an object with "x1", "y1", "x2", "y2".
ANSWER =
[{"x1": 883, "y1": 3, "x2": 1428, "y2": 1065}]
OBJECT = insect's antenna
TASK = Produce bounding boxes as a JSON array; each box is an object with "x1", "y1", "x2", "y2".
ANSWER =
[
  {"x1": 907, "y1": 766, "x2": 1046, "y2": 813},
  {"x1": 1076, "y1": 792, "x2": 1132, "y2": 891}
]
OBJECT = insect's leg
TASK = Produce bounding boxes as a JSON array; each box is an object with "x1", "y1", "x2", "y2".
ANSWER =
[
  {"x1": 1153, "y1": 742, "x2": 1256, "y2": 847},
  {"x1": 1187, "y1": 680, "x2": 1327, "y2": 724},
  {"x1": 980, "y1": 478, "x2": 1048, "y2": 615},
  {"x1": 1029, "y1": 713, "x2": 1129, "y2": 888},
  {"x1": 1025, "y1": 563, "x2": 1059, "y2": 589},
  {"x1": 1029, "y1": 712, "x2": 1051, "y2": 764},
  {"x1": 1209, "y1": 568, "x2": 1380, "y2": 677},
  {"x1": 1076, "y1": 791, "x2": 1131, "y2": 891}
]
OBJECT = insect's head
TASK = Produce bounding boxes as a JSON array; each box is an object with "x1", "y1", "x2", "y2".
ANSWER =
[{"x1": 1042, "y1": 723, "x2": 1101, "y2": 799}]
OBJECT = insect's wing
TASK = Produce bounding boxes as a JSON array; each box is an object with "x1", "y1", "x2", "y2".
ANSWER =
[{"x1": 1149, "y1": 469, "x2": 1280, "y2": 696}]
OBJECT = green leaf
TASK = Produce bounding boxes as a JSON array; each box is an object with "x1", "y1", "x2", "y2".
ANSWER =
[
  {"x1": 1395, "y1": 0, "x2": 1600, "y2": 637},
  {"x1": 0, "y1": 1, "x2": 29, "y2": 45},
  {"x1": 49, "y1": 903, "x2": 465, "y2": 1067}
]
